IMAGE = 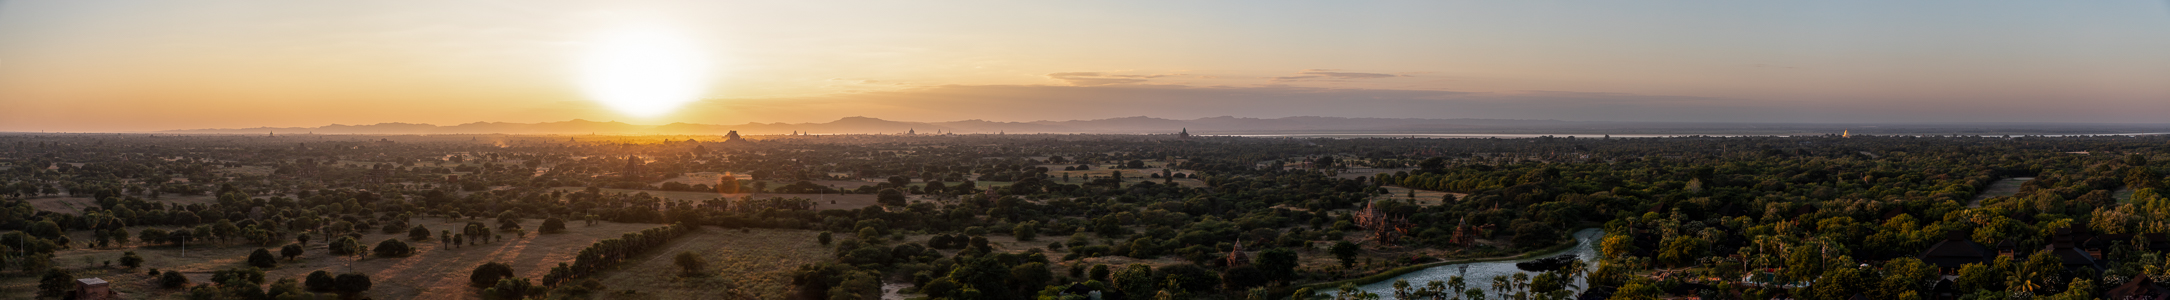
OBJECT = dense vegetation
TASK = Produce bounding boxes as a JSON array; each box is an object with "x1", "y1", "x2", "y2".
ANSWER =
[{"x1": 0, "y1": 133, "x2": 2166, "y2": 299}]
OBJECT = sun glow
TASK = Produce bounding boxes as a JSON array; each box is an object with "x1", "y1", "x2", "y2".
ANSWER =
[{"x1": 579, "y1": 26, "x2": 710, "y2": 117}]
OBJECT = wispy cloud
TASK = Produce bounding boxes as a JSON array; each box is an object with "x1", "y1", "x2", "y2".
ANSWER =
[
  {"x1": 1271, "y1": 69, "x2": 1412, "y2": 82},
  {"x1": 1046, "y1": 72, "x2": 1185, "y2": 86}
]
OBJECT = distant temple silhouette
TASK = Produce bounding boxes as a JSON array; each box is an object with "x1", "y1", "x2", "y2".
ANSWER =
[{"x1": 724, "y1": 131, "x2": 747, "y2": 143}]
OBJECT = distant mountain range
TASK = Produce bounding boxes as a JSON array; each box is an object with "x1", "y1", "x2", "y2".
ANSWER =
[{"x1": 159, "y1": 116, "x2": 2170, "y2": 136}]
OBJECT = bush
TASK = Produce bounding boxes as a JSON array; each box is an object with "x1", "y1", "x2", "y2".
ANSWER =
[
  {"x1": 248, "y1": 248, "x2": 279, "y2": 268},
  {"x1": 375, "y1": 239, "x2": 414, "y2": 257},
  {"x1": 334, "y1": 273, "x2": 372, "y2": 295},
  {"x1": 38, "y1": 268, "x2": 74, "y2": 297},
  {"x1": 328, "y1": 237, "x2": 362, "y2": 256},
  {"x1": 281, "y1": 244, "x2": 305, "y2": 260},
  {"x1": 305, "y1": 270, "x2": 336, "y2": 292},
  {"x1": 409, "y1": 226, "x2": 433, "y2": 241},
  {"x1": 674, "y1": 251, "x2": 707, "y2": 277},
  {"x1": 541, "y1": 217, "x2": 567, "y2": 234},
  {"x1": 120, "y1": 251, "x2": 144, "y2": 268},
  {"x1": 160, "y1": 270, "x2": 191, "y2": 289},
  {"x1": 471, "y1": 262, "x2": 515, "y2": 288}
]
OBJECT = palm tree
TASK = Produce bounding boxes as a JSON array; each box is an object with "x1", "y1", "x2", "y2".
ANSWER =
[
  {"x1": 1446, "y1": 276, "x2": 1467, "y2": 300},
  {"x1": 1491, "y1": 276, "x2": 1510, "y2": 295}
]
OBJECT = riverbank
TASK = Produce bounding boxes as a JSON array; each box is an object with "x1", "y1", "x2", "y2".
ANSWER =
[{"x1": 1275, "y1": 228, "x2": 1598, "y2": 298}]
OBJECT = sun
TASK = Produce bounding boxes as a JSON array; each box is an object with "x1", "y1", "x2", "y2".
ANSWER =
[{"x1": 579, "y1": 25, "x2": 710, "y2": 118}]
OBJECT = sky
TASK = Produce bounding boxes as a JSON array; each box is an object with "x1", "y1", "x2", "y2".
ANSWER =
[{"x1": 2, "y1": 0, "x2": 2168, "y2": 132}]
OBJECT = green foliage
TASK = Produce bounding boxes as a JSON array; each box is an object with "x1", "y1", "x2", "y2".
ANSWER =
[
  {"x1": 470, "y1": 262, "x2": 515, "y2": 288},
  {"x1": 878, "y1": 188, "x2": 907, "y2": 206},
  {"x1": 334, "y1": 273, "x2": 372, "y2": 295},
  {"x1": 375, "y1": 239, "x2": 414, "y2": 257},
  {"x1": 120, "y1": 251, "x2": 144, "y2": 268},
  {"x1": 37, "y1": 268, "x2": 73, "y2": 297},
  {"x1": 161, "y1": 270, "x2": 192, "y2": 289},
  {"x1": 1331, "y1": 241, "x2": 1361, "y2": 267},
  {"x1": 541, "y1": 217, "x2": 567, "y2": 234},
  {"x1": 248, "y1": 248, "x2": 279, "y2": 268},
  {"x1": 410, "y1": 225, "x2": 433, "y2": 241},
  {"x1": 675, "y1": 251, "x2": 707, "y2": 277}
]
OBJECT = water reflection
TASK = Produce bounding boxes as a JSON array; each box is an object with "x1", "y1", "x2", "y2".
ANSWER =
[{"x1": 1355, "y1": 228, "x2": 1605, "y2": 297}]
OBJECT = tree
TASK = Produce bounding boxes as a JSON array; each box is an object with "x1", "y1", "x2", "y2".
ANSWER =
[
  {"x1": 375, "y1": 239, "x2": 414, "y2": 257},
  {"x1": 140, "y1": 228, "x2": 170, "y2": 245},
  {"x1": 878, "y1": 188, "x2": 907, "y2": 206},
  {"x1": 161, "y1": 270, "x2": 192, "y2": 289},
  {"x1": 1114, "y1": 264, "x2": 1157, "y2": 298},
  {"x1": 540, "y1": 217, "x2": 566, "y2": 234},
  {"x1": 334, "y1": 273, "x2": 373, "y2": 296},
  {"x1": 409, "y1": 225, "x2": 432, "y2": 241},
  {"x1": 471, "y1": 262, "x2": 515, "y2": 287},
  {"x1": 1013, "y1": 221, "x2": 1039, "y2": 242},
  {"x1": 248, "y1": 248, "x2": 279, "y2": 268},
  {"x1": 718, "y1": 174, "x2": 740, "y2": 194},
  {"x1": 280, "y1": 244, "x2": 304, "y2": 260},
  {"x1": 1257, "y1": 248, "x2": 1300, "y2": 281},
  {"x1": 818, "y1": 232, "x2": 833, "y2": 245},
  {"x1": 120, "y1": 251, "x2": 145, "y2": 268},
  {"x1": 674, "y1": 251, "x2": 707, "y2": 277},
  {"x1": 37, "y1": 268, "x2": 73, "y2": 297},
  {"x1": 1331, "y1": 241, "x2": 1361, "y2": 268},
  {"x1": 305, "y1": 270, "x2": 336, "y2": 292},
  {"x1": 1010, "y1": 262, "x2": 1054, "y2": 293}
]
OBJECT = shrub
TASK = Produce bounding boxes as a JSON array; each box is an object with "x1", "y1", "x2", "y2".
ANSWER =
[
  {"x1": 248, "y1": 248, "x2": 279, "y2": 268},
  {"x1": 120, "y1": 251, "x2": 144, "y2": 268},
  {"x1": 305, "y1": 270, "x2": 336, "y2": 292},
  {"x1": 541, "y1": 217, "x2": 566, "y2": 234},
  {"x1": 409, "y1": 225, "x2": 433, "y2": 241},
  {"x1": 38, "y1": 268, "x2": 74, "y2": 297},
  {"x1": 160, "y1": 270, "x2": 191, "y2": 289},
  {"x1": 328, "y1": 237, "x2": 362, "y2": 256},
  {"x1": 375, "y1": 239, "x2": 414, "y2": 257},
  {"x1": 674, "y1": 251, "x2": 707, "y2": 277},
  {"x1": 334, "y1": 273, "x2": 372, "y2": 295},
  {"x1": 281, "y1": 244, "x2": 305, "y2": 260},
  {"x1": 471, "y1": 262, "x2": 515, "y2": 288}
]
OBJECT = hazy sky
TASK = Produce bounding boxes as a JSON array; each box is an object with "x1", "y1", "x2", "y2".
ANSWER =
[{"x1": 3, "y1": 0, "x2": 2169, "y2": 132}]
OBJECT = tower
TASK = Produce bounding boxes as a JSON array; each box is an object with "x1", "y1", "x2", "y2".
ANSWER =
[
  {"x1": 1226, "y1": 240, "x2": 1250, "y2": 268},
  {"x1": 1179, "y1": 128, "x2": 1190, "y2": 139}
]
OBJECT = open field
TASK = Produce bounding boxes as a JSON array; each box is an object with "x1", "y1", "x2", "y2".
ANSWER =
[
  {"x1": 1972, "y1": 177, "x2": 2034, "y2": 207},
  {"x1": 587, "y1": 228, "x2": 832, "y2": 299},
  {"x1": 0, "y1": 219, "x2": 668, "y2": 299}
]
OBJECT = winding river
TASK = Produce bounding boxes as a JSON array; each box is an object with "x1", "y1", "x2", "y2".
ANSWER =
[{"x1": 1355, "y1": 228, "x2": 1605, "y2": 297}]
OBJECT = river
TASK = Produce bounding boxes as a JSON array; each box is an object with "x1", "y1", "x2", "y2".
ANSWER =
[{"x1": 1354, "y1": 228, "x2": 1605, "y2": 298}]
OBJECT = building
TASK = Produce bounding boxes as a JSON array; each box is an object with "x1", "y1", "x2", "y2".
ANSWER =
[
  {"x1": 73, "y1": 278, "x2": 113, "y2": 300},
  {"x1": 2107, "y1": 274, "x2": 2170, "y2": 300},
  {"x1": 1917, "y1": 231, "x2": 1995, "y2": 275},
  {"x1": 1226, "y1": 240, "x2": 1250, "y2": 268},
  {"x1": 723, "y1": 131, "x2": 747, "y2": 143}
]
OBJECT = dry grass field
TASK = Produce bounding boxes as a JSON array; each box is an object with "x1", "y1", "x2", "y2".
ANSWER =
[
  {"x1": 585, "y1": 228, "x2": 832, "y2": 300},
  {"x1": 0, "y1": 219, "x2": 668, "y2": 299}
]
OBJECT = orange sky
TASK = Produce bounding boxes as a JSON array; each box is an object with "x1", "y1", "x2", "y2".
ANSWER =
[{"x1": 3, "y1": 1, "x2": 2169, "y2": 132}]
